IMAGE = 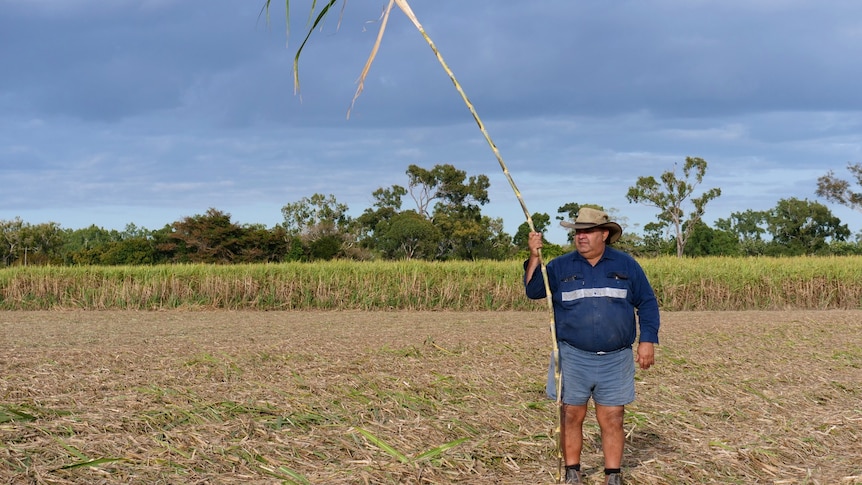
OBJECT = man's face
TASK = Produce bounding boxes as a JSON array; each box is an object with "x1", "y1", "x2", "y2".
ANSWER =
[{"x1": 574, "y1": 227, "x2": 608, "y2": 259}]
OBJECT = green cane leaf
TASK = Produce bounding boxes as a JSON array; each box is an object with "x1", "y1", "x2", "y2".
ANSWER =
[
  {"x1": 356, "y1": 427, "x2": 410, "y2": 464},
  {"x1": 414, "y1": 437, "x2": 469, "y2": 462}
]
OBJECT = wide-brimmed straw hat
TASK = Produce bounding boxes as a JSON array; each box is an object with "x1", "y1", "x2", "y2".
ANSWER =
[{"x1": 560, "y1": 207, "x2": 622, "y2": 244}]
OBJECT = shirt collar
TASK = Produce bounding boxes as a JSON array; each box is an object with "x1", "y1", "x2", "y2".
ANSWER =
[{"x1": 572, "y1": 246, "x2": 616, "y2": 264}]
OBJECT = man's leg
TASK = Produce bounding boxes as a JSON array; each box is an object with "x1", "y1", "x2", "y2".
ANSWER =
[
  {"x1": 595, "y1": 404, "x2": 625, "y2": 468},
  {"x1": 560, "y1": 403, "x2": 588, "y2": 466}
]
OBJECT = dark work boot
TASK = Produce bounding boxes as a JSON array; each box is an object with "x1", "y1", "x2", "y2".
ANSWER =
[
  {"x1": 603, "y1": 472, "x2": 622, "y2": 485},
  {"x1": 564, "y1": 467, "x2": 583, "y2": 484}
]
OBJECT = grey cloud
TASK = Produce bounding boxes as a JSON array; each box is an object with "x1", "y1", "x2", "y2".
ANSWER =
[
  {"x1": 1, "y1": 0, "x2": 861, "y2": 236},
  {"x1": 1, "y1": 2, "x2": 269, "y2": 121},
  {"x1": 5, "y1": 1, "x2": 862, "y2": 128}
]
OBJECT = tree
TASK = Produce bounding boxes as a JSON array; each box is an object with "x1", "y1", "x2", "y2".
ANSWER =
[
  {"x1": 377, "y1": 211, "x2": 442, "y2": 260},
  {"x1": 119, "y1": 223, "x2": 151, "y2": 240},
  {"x1": 450, "y1": 214, "x2": 514, "y2": 260},
  {"x1": 683, "y1": 221, "x2": 740, "y2": 256},
  {"x1": 21, "y1": 222, "x2": 65, "y2": 265},
  {"x1": 235, "y1": 224, "x2": 291, "y2": 263},
  {"x1": 355, "y1": 185, "x2": 407, "y2": 251},
  {"x1": 765, "y1": 198, "x2": 849, "y2": 255},
  {"x1": 281, "y1": 193, "x2": 353, "y2": 260},
  {"x1": 354, "y1": 165, "x2": 511, "y2": 260},
  {"x1": 372, "y1": 185, "x2": 408, "y2": 212},
  {"x1": 167, "y1": 208, "x2": 245, "y2": 263},
  {"x1": 402, "y1": 163, "x2": 502, "y2": 260},
  {"x1": 626, "y1": 157, "x2": 722, "y2": 257},
  {"x1": 61, "y1": 225, "x2": 125, "y2": 265},
  {"x1": 0, "y1": 218, "x2": 25, "y2": 266},
  {"x1": 715, "y1": 209, "x2": 767, "y2": 242},
  {"x1": 405, "y1": 164, "x2": 490, "y2": 219},
  {"x1": 513, "y1": 212, "x2": 551, "y2": 250},
  {"x1": 97, "y1": 238, "x2": 158, "y2": 265},
  {"x1": 639, "y1": 221, "x2": 674, "y2": 257},
  {"x1": 715, "y1": 209, "x2": 769, "y2": 256},
  {"x1": 482, "y1": 216, "x2": 518, "y2": 260},
  {"x1": 0, "y1": 218, "x2": 63, "y2": 266},
  {"x1": 816, "y1": 162, "x2": 862, "y2": 212},
  {"x1": 432, "y1": 207, "x2": 484, "y2": 260},
  {"x1": 511, "y1": 212, "x2": 563, "y2": 258},
  {"x1": 281, "y1": 193, "x2": 352, "y2": 236}
]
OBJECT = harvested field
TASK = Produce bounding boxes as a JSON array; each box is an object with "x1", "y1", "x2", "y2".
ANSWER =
[{"x1": 1, "y1": 310, "x2": 861, "y2": 484}]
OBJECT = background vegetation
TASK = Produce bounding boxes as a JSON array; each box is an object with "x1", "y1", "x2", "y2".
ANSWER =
[
  {"x1": 2, "y1": 161, "x2": 862, "y2": 266},
  {"x1": 2, "y1": 256, "x2": 861, "y2": 311}
]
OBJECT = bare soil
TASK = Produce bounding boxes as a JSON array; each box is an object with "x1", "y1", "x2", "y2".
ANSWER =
[{"x1": 1, "y1": 310, "x2": 861, "y2": 484}]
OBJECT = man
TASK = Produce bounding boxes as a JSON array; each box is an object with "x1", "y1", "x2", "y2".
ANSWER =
[{"x1": 523, "y1": 207, "x2": 660, "y2": 485}]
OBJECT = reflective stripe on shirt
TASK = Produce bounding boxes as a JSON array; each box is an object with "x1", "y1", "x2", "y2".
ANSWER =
[{"x1": 561, "y1": 287, "x2": 628, "y2": 301}]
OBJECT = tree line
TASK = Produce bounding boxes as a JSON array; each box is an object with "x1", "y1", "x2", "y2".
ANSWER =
[{"x1": 1, "y1": 159, "x2": 859, "y2": 266}]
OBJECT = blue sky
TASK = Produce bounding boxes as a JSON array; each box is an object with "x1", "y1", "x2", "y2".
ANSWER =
[{"x1": 2, "y1": 0, "x2": 861, "y2": 244}]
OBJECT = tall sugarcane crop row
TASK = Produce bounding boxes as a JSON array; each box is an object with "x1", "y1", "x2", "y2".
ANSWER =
[{"x1": 2, "y1": 256, "x2": 860, "y2": 311}]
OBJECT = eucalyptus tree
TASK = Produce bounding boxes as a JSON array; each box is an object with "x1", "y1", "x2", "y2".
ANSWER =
[
  {"x1": 14, "y1": 222, "x2": 60, "y2": 265},
  {"x1": 281, "y1": 193, "x2": 352, "y2": 237},
  {"x1": 816, "y1": 162, "x2": 862, "y2": 212},
  {"x1": 626, "y1": 157, "x2": 722, "y2": 257},
  {"x1": 405, "y1": 164, "x2": 490, "y2": 219},
  {"x1": 358, "y1": 164, "x2": 510, "y2": 260},
  {"x1": 281, "y1": 193, "x2": 353, "y2": 260},
  {"x1": 0, "y1": 217, "x2": 24, "y2": 266},
  {"x1": 406, "y1": 163, "x2": 498, "y2": 260},
  {"x1": 0, "y1": 218, "x2": 64, "y2": 266}
]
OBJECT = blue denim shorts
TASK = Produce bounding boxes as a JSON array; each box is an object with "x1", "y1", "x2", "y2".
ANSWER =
[{"x1": 546, "y1": 340, "x2": 635, "y2": 406}]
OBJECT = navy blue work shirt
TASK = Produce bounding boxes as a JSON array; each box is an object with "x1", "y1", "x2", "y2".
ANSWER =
[{"x1": 524, "y1": 246, "x2": 660, "y2": 353}]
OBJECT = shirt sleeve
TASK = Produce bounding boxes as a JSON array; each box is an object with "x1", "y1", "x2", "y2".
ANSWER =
[
  {"x1": 523, "y1": 259, "x2": 549, "y2": 300},
  {"x1": 632, "y1": 262, "x2": 660, "y2": 344}
]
